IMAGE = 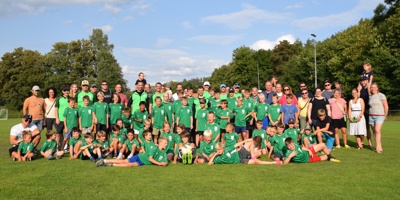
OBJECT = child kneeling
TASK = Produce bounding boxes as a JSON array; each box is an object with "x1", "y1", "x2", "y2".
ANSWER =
[{"x1": 40, "y1": 130, "x2": 64, "y2": 160}]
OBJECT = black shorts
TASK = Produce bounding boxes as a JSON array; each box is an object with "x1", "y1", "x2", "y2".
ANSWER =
[
  {"x1": 9, "y1": 145, "x2": 19, "y2": 157},
  {"x1": 81, "y1": 154, "x2": 98, "y2": 160},
  {"x1": 246, "y1": 122, "x2": 252, "y2": 131},
  {"x1": 273, "y1": 152, "x2": 284, "y2": 160},
  {"x1": 332, "y1": 118, "x2": 347, "y2": 129},
  {"x1": 197, "y1": 131, "x2": 204, "y2": 136},
  {"x1": 56, "y1": 122, "x2": 64, "y2": 134},
  {"x1": 123, "y1": 150, "x2": 132, "y2": 158},
  {"x1": 238, "y1": 147, "x2": 251, "y2": 164},
  {"x1": 46, "y1": 118, "x2": 57, "y2": 131}
]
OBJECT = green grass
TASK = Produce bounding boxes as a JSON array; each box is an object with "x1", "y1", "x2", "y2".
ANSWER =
[{"x1": 1, "y1": 119, "x2": 399, "y2": 199}]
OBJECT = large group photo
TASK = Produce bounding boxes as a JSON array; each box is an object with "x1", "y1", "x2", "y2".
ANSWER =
[{"x1": 1, "y1": 0, "x2": 399, "y2": 199}]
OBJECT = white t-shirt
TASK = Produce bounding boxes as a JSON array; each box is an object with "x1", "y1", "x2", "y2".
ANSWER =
[{"x1": 10, "y1": 123, "x2": 38, "y2": 142}]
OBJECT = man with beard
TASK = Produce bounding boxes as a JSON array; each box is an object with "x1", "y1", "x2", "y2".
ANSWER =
[{"x1": 128, "y1": 81, "x2": 148, "y2": 114}]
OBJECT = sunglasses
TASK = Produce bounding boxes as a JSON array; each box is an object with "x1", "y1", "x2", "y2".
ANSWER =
[
  {"x1": 284, "y1": 89, "x2": 290, "y2": 91},
  {"x1": 24, "y1": 119, "x2": 32, "y2": 123},
  {"x1": 302, "y1": 92, "x2": 308, "y2": 94},
  {"x1": 324, "y1": 84, "x2": 331, "y2": 86},
  {"x1": 82, "y1": 85, "x2": 88, "y2": 87},
  {"x1": 300, "y1": 85, "x2": 306, "y2": 88},
  {"x1": 102, "y1": 84, "x2": 108, "y2": 86}
]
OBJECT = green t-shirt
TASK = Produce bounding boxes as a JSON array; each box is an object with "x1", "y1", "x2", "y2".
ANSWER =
[
  {"x1": 224, "y1": 132, "x2": 239, "y2": 148},
  {"x1": 252, "y1": 129, "x2": 267, "y2": 148},
  {"x1": 214, "y1": 147, "x2": 240, "y2": 164},
  {"x1": 234, "y1": 93, "x2": 243, "y2": 98},
  {"x1": 227, "y1": 97, "x2": 237, "y2": 111},
  {"x1": 255, "y1": 103, "x2": 269, "y2": 121},
  {"x1": 268, "y1": 104, "x2": 281, "y2": 123},
  {"x1": 55, "y1": 96, "x2": 69, "y2": 121},
  {"x1": 130, "y1": 91, "x2": 148, "y2": 114},
  {"x1": 151, "y1": 93, "x2": 163, "y2": 107},
  {"x1": 40, "y1": 140, "x2": 57, "y2": 153},
  {"x1": 173, "y1": 100, "x2": 182, "y2": 120},
  {"x1": 177, "y1": 106, "x2": 192, "y2": 128},
  {"x1": 195, "y1": 108, "x2": 208, "y2": 131},
  {"x1": 220, "y1": 94, "x2": 228, "y2": 100},
  {"x1": 138, "y1": 128, "x2": 152, "y2": 143},
  {"x1": 119, "y1": 127, "x2": 127, "y2": 137},
  {"x1": 216, "y1": 108, "x2": 233, "y2": 129},
  {"x1": 200, "y1": 141, "x2": 216, "y2": 156},
  {"x1": 18, "y1": 142, "x2": 34, "y2": 154},
  {"x1": 162, "y1": 102, "x2": 174, "y2": 126},
  {"x1": 76, "y1": 91, "x2": 94, "y2": 108},
  {"x1": 284, "y1": 128, "x2": 300, "y2": 143},
  {"x1": 121, "y1": 114, "x2": 132, "y2": 129},
  {"x1": 78, "y1": 106, "x2": 93, "y2": 128},
  {"x1": 194, "y1": 97, "x2": 209, "y2": 114},
  {"x1": 160, "y1": 131, "x2": 175, "y2": 153},
  {"x1": 233, "y1": 106, "x2": 250, "y2": 127},
  {"x1": 143, "y1": 140, "x2": 156, "y2": 153},
  {"x1": 93, "y1": 139, "x2": 110, "y2": 150},
  {"x1": 138, "y1": 147, "x2": 168, "y2": 165},
  {"x1": 124, "y1": 139, "x2": 139, "y2": 151},
  {"x1": 63, "y1": 107, "x2": 78, "y2": 129},
  {"x1": 81, "y1": 139, "x2": 95, "y2": 153},
  {"x1": 109, "y1": 134, "x2": 124, "y2": 143},
  {"x1": 285, "y1": 144, "x2": 309, "y2": 163},
  {"x1": 187, "y1": 97, "x2": 195, "y2": 108},
  {"x1": 152, "y1": 105, "x2": 166, "y2": 129},
  {"x1": 132, "y1": 110, "x2": 148, "y2": 131},
  {"x1": 109, "y1": 103, "x2": 123, "y2": 124},
  {"x1": 208, "y1": 98, "x2": 221, "y2": 113},
  {"x1": 302, "y1": 133, "x2": 316, "y2": 146},
  {"x1": 93, "y1": 102, "x2": 109, "y2": 125},
  {"x1": 243, "y1": 98, "x2": 255, "y2": 111},
  {"x1": 271, "y1": 133, "x2": 287, "y2": 154},
  {"x1": 174, "y1": 133, "x2": 182, "y2": 145},
  {"x1": 203, "y1": 91, "x2": 211, "y2": 100},
  {"x1": 205, "y1": 123, "x2": 220, "y2": 142}
]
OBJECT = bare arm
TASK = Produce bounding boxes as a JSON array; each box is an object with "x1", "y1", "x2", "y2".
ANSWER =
[
  {"x1": 10, "y1": 136, "x2": 22, "y2": 146},
  {"x1": 383, "y1": 99, "x2": 389, "y2": 118},
  {"x1": 22, "y1": 99, "x2": 28, "y2": 115},
  {"x1": 326, "y1": 104, "x2": 331, "y2": 117}
]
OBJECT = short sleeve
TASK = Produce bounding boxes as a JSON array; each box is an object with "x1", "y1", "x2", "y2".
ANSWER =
[{"x1": 379, "y1": 93, "x2": 386, "y2": 101}]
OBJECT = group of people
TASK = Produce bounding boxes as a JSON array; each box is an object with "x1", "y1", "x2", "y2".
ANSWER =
[{"x1": 9, "y1": 63, "x2": 389, "y2": 167}]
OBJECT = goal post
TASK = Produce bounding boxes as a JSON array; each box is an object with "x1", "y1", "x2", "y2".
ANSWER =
[{"x1": 0, "y1": 108, "x2": 8, "y2": 120}]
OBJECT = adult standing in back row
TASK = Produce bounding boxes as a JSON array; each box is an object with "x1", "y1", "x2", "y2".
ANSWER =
[
  {"x1": 308, "y1": 87, "x2": 331, "y2": 128},
  {"x1": 128, "y1": 81, "x2": 148, "y2": 114},
  {"x1": 115, "y1": 83, "x2": 128, "y2": 108},
  {"x1": 100, "y1": 80, "x2": 113, "y2": 104},
  {"x1": 262, "y1": 81, "x2": 276, "y2": 104},
  {"x1": 23, "y1": 85, "x2": 45, "y2": 132},
  {"x1": 368, "y1": 83, "x2": 388, "y2": 154},
  {"x1": 75, "y1": 80, "x2": 95, "y2": 108}
]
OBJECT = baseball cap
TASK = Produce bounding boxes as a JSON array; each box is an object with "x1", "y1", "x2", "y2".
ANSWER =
[
  {"x1": 199, "y1": 98, "x2": 206, "y2": 104},
  {"x1": 304, "y1": 124, "x2": 312, "y2": 130},
  {"x1": 62, "y1": 86, "x2": 70, "y2": 91},
  {"x1": 220, "y1": 84, "x2": 226, "y2": 88},
  {"x1": 204, "y1": 81, "x2": 210, "y2": 86},
  {"x1": 81, "y1": 80, "x2": 89, "y2": 86},
  {"x1": 91, "y1": 84, "x2": 97, "y2": 88},
  {"x1": 360, "y1": 76, "x2": 368, "y2": 81},
  {"x1": 229, "y1": 88, "x2": 234, "y2": 93},
  {"x1": 288, "y1": 118, "x2": 295, "y2": 124},
  {"x1": 233, "y1": 83, "x2": 240, "y2": 88},
  {"x1": 32, "y1": 85, "x2": 40, "y2": 91},
  {"x1": 23, "y1": 114, "x2": 33, "y2": 120}
]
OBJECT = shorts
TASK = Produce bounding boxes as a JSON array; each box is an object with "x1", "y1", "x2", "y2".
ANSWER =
[
  {"x1": 128, "y1": 154, "x2": 143, "y2": 166},
  {"x1": 123, "y1": 150, "x2": 132, "y2": 158},
  {"x1": 82, "y1": 127, "x2": 92, "y2": 134},
  {"x1": 32, "y1": 120, "x2": 44, "y2": 132},
  {"x1": 45, "y1": 118, "x2": 56, "y2": 131},
  {"x1": 81, "y1": 154, "x2": 98, "y2": 160},
  {"x1": 273, "y1": 152, "x2": 284, "y2": 160},
  {"x1": 235, "y1": 126, "x2": 246, "y2": 133},
  {"x1": 197, "y1": 131, "x2": 204, "y2": 136},
  {"x1": 64, "y1": 129, "x2": 72, "y2": 139},
  {"x1": 309, "y1": 156, "x2": 322, "y2": 163},
  {"x1": 56, "y1": 122, "x2": 64, "y2": 134},
  {"x1": 262, "y1": 117, "x2": 269, "y2": 130},
  {"x1": 152, "y1": 128, "x2": 162, "y2": 136},
  {"x1": 238, "y1": 147, "x2": 251, "y2": 164},
  {"x1": 9, "y1": 145, "x2": 19, "y2": 157},
  {"x1": 369, "y1": 115, "x2": 385, "y2": 125},
  {"x1": 322, "y1": 132, "x2": 335, "y2": 150},
  {"x1": 332, "y1": 118, "x2": 346, "y2": 129}
]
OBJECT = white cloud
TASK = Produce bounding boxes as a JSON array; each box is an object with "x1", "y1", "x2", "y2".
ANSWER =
[
  {"x1": 155, "y1": 38, "x2": 173, "y2": 48},
  {"x1": 285, "y1": 3, "x2": 304, "y2": 9},
  {"x1": 201, "y1": 3, "x2": 289, "y2": 29},
  {"x1": 123, "y1": 15, "x2": 133, "y2": 21},
  {"x1": 63, "y1": 20, "x2": 73, "y2": 24},
  {"x1": 99, "y1": 25, "x2": 113, "y2": 32},
  {"x1": 182, "y1": 21, "x2": 192, "y2": 29},
  {"x1": 132, "y1": 2, "x2": 150, "y2": 15},
  {"x1": 250, "y1": 34, "x2": 296, "y2": 51},
  {"x1": 188, "y1": 35, "x2": 243, "y2": 45},
  {"x1": 124, "y1": 48, "x2": 188, "y2": 59},
  {"x1": 102, "y1": 3, "x2": 121, "y2": 15},
  {"x1": 0, "y1": 2, "x2": 45, "y2": 16}
]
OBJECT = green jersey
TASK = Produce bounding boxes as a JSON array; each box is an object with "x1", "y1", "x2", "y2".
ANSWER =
[
  {"x1": 271, "y1": 133, "x2": 287, "y2": 154},
  {"x1": 234, "y1": 93, "x2": 243, "y2": 98},
  {"x1": 63, "y1": 107, "x2": 78, "y2": 129},
  {"x1": 93, "y1": 102, "x2": 109, "y2": 125},
  {"x1": 93, "y1": 139, "x2": 110, "y2": 150},
  {"x1": 208, "y1": 98, "x2": 221, "y2": 113},
  {"x1": 18, "y1": 142, "x2": 34, "y2": 154},
  {"x1": 78, "y1": 106, "x2": 93, "y2": 128},
  {"x1": 174, "y1": 133, "x2": 182, "y2": 145},
  {"x1": 76, "y1": 91, "x2": 94, "y2": 108},
  {"x1": 55, "y1": 96, "x2": 69, "y2": 121},
  {"x1": 268, "y1": 104, "x2": 281, "y2": 123},
  {"x1": 187, "y1": 97, "x2": 195, "y2": 108},
  {"x1": 224, "y1": 132, "x2": 239, "y2": 148},
  {"x1": 81, "y1": 139, "x2": 95, "y2": 153},
  {"x1": 40, "y1": 140, "x2": 57, "y2": 153},
  {"x1": 124, "y1": 139, "x2": 139, "y2": 151},
  {"x1": 109, "y1": 103, "x2": 123, "y2": 124},
  {"x1": 194, "y1": 97, "x2": 209, "y2": 114},
  {"x1": 69, "y1": 136, "x2": 83, "y2": 147},
  {"x1": 227, "y1": 97, "x2": 237, "y2": 111},
  {"x1": 203, "y1": 91, "x2": 211, "y2": 100},
  {"x1": 109, "y1": 134, "x2": 124, "y2": 143},
  {"x1": 195, "y1": 108, "x2": 208, "y2": 131},
  {"x1": 214, "y1": 147, "x2": 240, "y2": 164},
  {"x1": 162, "y1": 102, "x2": 174, "y2": 127},
  {"x1": 233, "y1": 106, "x2": 250, "y2": 127},
  {"x1": 220, "y1": 93, "x2": 228, "y2": 100},
  {"x1": 285, "y1": 144, "x2": 309, "y2": 163},
  {"x1": 152, "y1": 105, "x2": 166, "y2": 129},
  {"x1": 173, "y1": 100, "x2": 182, "y2": 120},
  {"x1": 284, "y1": 128, "x2": 300, "y2": 143},
  {"x1": 121, "y1": 114, "x2": 132, "y2": 129},
  {"x1": 252, "y1": 129, "x2": 267, "y2": 148},
  {"x1": 302, "y1": 133, "x2": 316, "y2": 146},
  {"x1": 143, "y1": 140, "x2": 156, "y2": 153},
  {"x1": 151, "y1": 93, "x2": 163, "y2": 107},
  {"x1": 138, "y1": 128, "x2": 152, "y2": 143},
  {"x1": 138, "y1": 147, "x2": 168, "y2": 165},
  {"x1": 255, "y1": 103, "x2": 269, "y2": 121},
  {"x1": 132, "y1": 110, "x2": 148, "y2": 131},
  {"x1": 200, "y1": 141, "x2": 216, "y2": 156},
  {"x1": 205, "y1": 123, "x2": 220, "y2": 142},
  {"x1": 130, "y1": 91, "x2": 148, "y2": 114},
  {"x1": 243, "y1": 98, "x2": 255, "y2": 111},
  {"x1": 177, "y1": 106, "x2": 192, "y2": 128},
  {"x1": 216, "y1": 108, "x2": 233, "y2": 129},
  {"x1": 160, "y1": 131, "x2": 175, "y2": 153}
]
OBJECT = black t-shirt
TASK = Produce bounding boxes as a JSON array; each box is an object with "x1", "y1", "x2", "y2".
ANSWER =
[
  {"x1": 310, "y1": 97, "x2": 329, "y2": 120},
  {"x1": 360, "y1": 86, "x2": 369, "y2": 112},
  {"x1": 316, "y1": 115, "x2": 334, "y2": 135},
  {"x1": 101, "y1": 89, "x2": 113, "y2": 104}
]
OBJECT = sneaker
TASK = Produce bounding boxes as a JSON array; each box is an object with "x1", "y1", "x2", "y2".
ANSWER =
[
  {"x1": 96, "y1": 159, "x2": 105, "y2": 167},
  {"x1": 47, "y1": 155, "x2": 55, "y2": 160},
  {"x1": 182, "y1": 153, "x2": 187, "y2": 164},
  {"x1": 187, "y1": 153, "x2": 193, "y2": 164},
  {"x1": 275, "y1": 160, "x2": 282, "y2": 165},
  {"x1": 64, "y1": 149, "x2": 69, "y2": 154},
  {"x1": 117, "y1": 155, "x2": 122, "y2": 160},
  {"x1": 335, "y1": 145, "x2": 341, "y2": 149},
  {"x1": 330, "y1": 158, "x2": 341, "y2": 163},
  {"x1": 344, "y1": 145, "x2": 350, "y2": 148},
  {"x1": 105, "y1": 163, "x2": 114, "y2": 167},
  {"x1": 13, "y1": 157, "x2": 16, "y2": 161},
  {"x1": 90, "y1": 157, "x2": 96, "y2": 162}
]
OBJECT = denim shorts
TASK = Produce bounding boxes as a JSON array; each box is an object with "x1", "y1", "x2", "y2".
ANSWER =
[
  {"x1": 369, "y1": 116, "x2": 385, "y2": 125},
  {"x1": 32, "y1": 120, "x2": 44, "y2": 132},
  {"x1": 128, "y1": 154, "x2": 143, "y2": 166},
  {"x1": 64, "y1": 129, "x2": 72, "y2": 139},
  {"x1": 235, "y1": 126, "x2": 246, "y2": 133}
]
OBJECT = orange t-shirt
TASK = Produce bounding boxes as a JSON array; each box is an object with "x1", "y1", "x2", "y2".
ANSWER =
[{"x1": 23, "y1": 96, "x2": 45, "y2": 120}]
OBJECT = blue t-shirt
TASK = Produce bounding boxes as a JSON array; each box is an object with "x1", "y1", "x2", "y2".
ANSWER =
[
  {"x1": 262, "y1": 91, "x2": 276, "y2": 104},
  {"x1": 281, "y1": 104, "x2": 298, "y2": 124}
]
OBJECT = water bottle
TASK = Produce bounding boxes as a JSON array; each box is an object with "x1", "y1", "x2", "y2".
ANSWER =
[{"x1": 353, "y1": 117, "x2": 357, "y2": 123}]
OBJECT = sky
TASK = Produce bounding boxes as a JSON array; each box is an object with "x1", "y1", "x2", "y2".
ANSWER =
[{"x1": 0, "y1": 0, "x2": 384, "y2": 89}]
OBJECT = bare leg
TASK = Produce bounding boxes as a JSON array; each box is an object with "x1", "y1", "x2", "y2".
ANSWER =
[
  {"x1": 195, "y1": 134, "x2": 199, "y2": 147},
  {"x1": 316, "y1": 132, "x2": 323, "y2": 143},
  {"x1": 341, "y1": 127, "x2": 348, "y2": 146},
  {"x1": 237, "y1": 133, "x2": 243, "y2": 142},
  {"x1": 248, "y1": 159, "x2": 277, "y2": 165},
  {"x1": 242, "y1": 131, "x2": 248, "y2": 140},
  {"x1": 373, "y1": 123, "x2": 383, "y2": 152},
  {"x1": 334, "y1": 128, "x2": 340, "y2": 146}
]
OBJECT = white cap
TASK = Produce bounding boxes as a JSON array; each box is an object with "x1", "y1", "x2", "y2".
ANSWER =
[
  {"x1": 203, "y1": 81, "x2": 210, "y2": 86},
  {"x1": 32, "y1": 85, "x2": 40, "y2": 91}
]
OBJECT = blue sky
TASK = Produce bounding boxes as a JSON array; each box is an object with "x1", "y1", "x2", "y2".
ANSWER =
[{"x1": 0, "y1": 0, "x2": 383, "y2": 89}]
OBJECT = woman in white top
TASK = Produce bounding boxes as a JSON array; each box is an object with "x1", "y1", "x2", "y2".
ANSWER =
[
  {"x1": 44, "y1": 87, "x2": 57, "y2": 131},
  {"x1": 297, "y1": 89, "x2": 310, "y2": 130},
  {"x1": 348, "y1": 88, "x2": 366, "y2": 150},
  {"x1": 368, "y1": 83, "x2": 388, "y2": 153}
]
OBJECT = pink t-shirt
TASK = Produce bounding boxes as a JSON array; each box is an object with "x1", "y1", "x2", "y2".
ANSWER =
[
  {"x1": 278, "y1": 94, "x2": 298, "y2": 106},
  {"x1": 118, "y1": 93, "x2": 128, "y2": 106},
  {"x1": 328, "y1": 98, "x2": 347, "y2": 119}
]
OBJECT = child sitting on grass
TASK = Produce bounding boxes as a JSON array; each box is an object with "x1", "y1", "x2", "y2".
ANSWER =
[
  {"x1": 96, "y1": 136, "x2": 168, "y2": 167},
  {"x1": 284, "y1": 118, "x2": 301, "y2": 144},
  {"x1": 159, "y1": 122, "x2": 175, "y2": 161},
  {"x1": 179, "y1": 131, "x2": 197, "y2": 164},
  {"x1": 266, "y1": 126, "x2": 277, "y2": 159},
  {"x1": 197, "y1": 130, "x2": 216, "y2": 164},
  {"x1": 120, "y1": 129, "x2": 141, "y2": 160},
  {"x1": 173, "y1": 124, "x2": 185, "y2": 164},
  {"x1": 69, "y1": 127, "x2": 83, "y2": 160},
  {"x1": 301, "y1": 124, "x2": 317, "y2": 149},
  {"x1": 93, "y1": 130, "x2": 111, "y2": 159},
  {"x1": 252, "y1": 120, "x2": 268, "y2": 155},
  {"x1": 12, "y1": 131, "x2": 34, "y2": 162},
  {"x1": 284, "y1": 137, "x2": 340, "y2": 164},
  {"x1": 223, "y1": 123, "x2": 239, "y2": 149},
  {"x1": 80, "y1": 133, "x2": 97, "y2": 162},
  {"x1": 269, "y1": 123, "x2": 287, "y2": 162},
  {"x1": 110, "y1": 125, "x2": 125, "y2": 159},
  {"x1": 40, "y1": 130, "x2": 64, "y2": 160}
]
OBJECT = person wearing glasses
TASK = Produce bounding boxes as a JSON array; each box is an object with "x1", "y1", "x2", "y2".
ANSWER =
[
  {"x1": 278, "y1": 85, "x2": 298, "y2": 106},
  {"x1": 76, "y1": 80, "x2": 95, "y2": 108},
  {"x1": 322, "y1": 80, "x2": 334, "y2": 99},
  {"x1": 295, "y1": 82, "x2": 314, "y2": 99},
  {"x1": 298, "y1": 89, "x2": 311, "y2": 130},
  {"x1": 9, "y1": 114, "x2": 40, "y2": 158},
  {"x1": 99, "y1": 80, "x2": 112, "y2": 104},
  {"x1": 22, "y1": 85, "x2": 45, "y2": 132},
  {"x1": 55, "y1": 85, "x2": 71, "y2": 150},
  {"x1": 307, "y1": 88, "x2": 331, "y2": 128}
]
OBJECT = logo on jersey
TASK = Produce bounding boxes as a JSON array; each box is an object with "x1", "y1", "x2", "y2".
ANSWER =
[
  {"x1": 88, "y1": 110, "x2": 91, "y2": 114},
  {"x1": 161, "y1": 110, "x2": 164, "y2": 115}
]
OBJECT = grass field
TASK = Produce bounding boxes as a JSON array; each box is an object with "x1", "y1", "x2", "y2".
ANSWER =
[{"x1": 1, "y1": 119, "x2": 399, "y2": 199}]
